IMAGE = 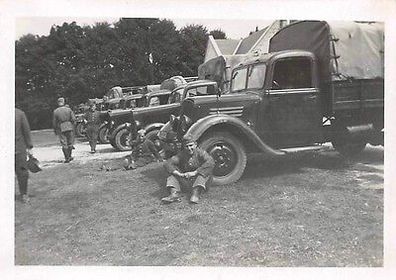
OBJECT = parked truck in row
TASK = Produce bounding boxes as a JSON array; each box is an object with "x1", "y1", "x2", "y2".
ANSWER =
[{"x1": 166, "y1": 20, "x2": 384, "y2": 185}]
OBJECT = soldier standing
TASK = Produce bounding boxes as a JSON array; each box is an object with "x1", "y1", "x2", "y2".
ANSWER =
[
  {"x1": 84, "y1": 100, "x2": 102, "y2": 153},
  {"x1": 53, "y1": 97, "x2": 76, "y2": 163},
  {"x1": 15, "y1": 107, "x2": 34, "y2": 203}
]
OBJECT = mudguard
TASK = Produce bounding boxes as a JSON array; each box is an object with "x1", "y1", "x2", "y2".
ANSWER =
[
  {"x1": 144, "y1": 122, "x2": 165, "y2": 133},
  {"x1": 185, "y1": 114, "x2": 285, "y2": 156},
  {"x1": 109, "y1": 123, "x2": 131, "y2": 140}
]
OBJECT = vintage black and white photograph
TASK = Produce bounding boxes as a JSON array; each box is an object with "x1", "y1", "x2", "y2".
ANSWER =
[{"x1": 1, "y1": 0, "x2": 396, "y2": 279}]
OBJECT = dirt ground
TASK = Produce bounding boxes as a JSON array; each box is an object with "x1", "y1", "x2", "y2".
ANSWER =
[{"x1": 15, "y1": 130, "x2": 383, "y2": 266}]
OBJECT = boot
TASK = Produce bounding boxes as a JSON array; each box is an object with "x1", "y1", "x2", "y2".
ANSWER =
[
  {"x1": 190, "y1": 186, "x2": 202, "y2": 204},
  {"x1": 161, "y1": 188, "x2": 181, "y2": 204},
  {"x1": 62, "y1": 147, "x2": 69, "y2": 163},
  {"x1": 68, "y1": 147, "x2": 74, "y2": 162}
]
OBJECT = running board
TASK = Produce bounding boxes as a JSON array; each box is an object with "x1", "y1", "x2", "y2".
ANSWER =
[{"x1": 280, "y1": 145, "x2": 324, "y2": 154}]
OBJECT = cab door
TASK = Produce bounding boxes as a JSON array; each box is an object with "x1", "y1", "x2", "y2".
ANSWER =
[{"x1": 267, "y1": 56, "x2": 322, "y2": 148}]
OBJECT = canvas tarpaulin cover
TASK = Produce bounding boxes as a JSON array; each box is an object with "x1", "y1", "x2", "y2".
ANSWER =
[{"x1": 269, "y1": 21, "x2": 384, "y2": 82}]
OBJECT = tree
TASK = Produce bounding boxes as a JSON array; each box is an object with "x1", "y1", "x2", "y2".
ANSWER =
[
  {"x1": 210, "y1": 29, "x2": 226, "y2": 39},
  {"x1": 178, "y1": 24, "x2": 208, "y2": 76},
  {"x1": 15, "y1": 19, "x2": 227, "y2": 129}
]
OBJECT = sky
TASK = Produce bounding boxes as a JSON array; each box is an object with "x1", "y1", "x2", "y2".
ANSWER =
[{"x1": 15, "y1": 17, "x2": 274, "y2": 40}]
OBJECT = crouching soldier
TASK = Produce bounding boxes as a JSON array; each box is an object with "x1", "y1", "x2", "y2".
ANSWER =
[
  {"x1": 161, "y1": 135, "x2": 215, "y2": 204},
  {"x1": 123, "y1": 129, "x2": 162, "y2": 170}
]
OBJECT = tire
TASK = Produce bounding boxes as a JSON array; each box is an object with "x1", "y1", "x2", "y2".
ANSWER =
[
  {"x1": 75, "y1": 122, "x2": 86, "y2": 137},
  {"x1": 114, "y1": 128, "x2": 131, "y2": 151},
  {"x1": 331, "y1": 123, "x2": 367, "y2": 157},
  {"x1": 199, "y1": 131, "x2": 247, "y2": 186},
  {"x1": 98, "y1": 124, "x2": 110, "y2": 144},
  {"x1": 332, "y1": 140, "x2": 367, "y2": 157}
]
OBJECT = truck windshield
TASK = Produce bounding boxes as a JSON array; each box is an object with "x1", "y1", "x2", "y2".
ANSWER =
[
  {"x1": 231, "y1": 68, "x2": 248, "y2": 92},
  {"x1": 231, "y1": 63, "x2": 266, "y2": 92}
]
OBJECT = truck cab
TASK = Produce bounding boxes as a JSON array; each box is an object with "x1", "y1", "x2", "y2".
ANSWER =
[{"x1": 173, "y1": 50, "x2": 382, "y2": 185}]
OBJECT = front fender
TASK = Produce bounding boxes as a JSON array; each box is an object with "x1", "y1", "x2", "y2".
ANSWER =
[
  {"x1": 144, "y1": 122, "x2": 164, "y2": 133},
  {"x1": 185, "y1": 114, "x2": 284, "y2": 156},
  {"x1": 109, "y1": 123, "x2": 131, "y2": 139}
]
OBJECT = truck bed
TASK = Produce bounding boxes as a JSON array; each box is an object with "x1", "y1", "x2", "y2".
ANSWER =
[{"x1": 331, "y1": 78, "x2": 384, "y2": 112}]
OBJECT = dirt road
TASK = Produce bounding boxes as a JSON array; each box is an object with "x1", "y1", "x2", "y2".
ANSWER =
[{"x1": 15, "y1": 131, "x2": 384, "y2": 266}]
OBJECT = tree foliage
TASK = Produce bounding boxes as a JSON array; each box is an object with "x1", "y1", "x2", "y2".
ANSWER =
[{"x1": 15, "y1": 18, "x2": 226, "y2": 129}]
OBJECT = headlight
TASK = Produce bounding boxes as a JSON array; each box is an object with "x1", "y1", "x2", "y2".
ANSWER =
[
  {"x1": 110, "y1": 121, "x2": 115, "y2": 126},
  {"x1": 126, "y1": 123, "x2": 131, "y2": 127}
]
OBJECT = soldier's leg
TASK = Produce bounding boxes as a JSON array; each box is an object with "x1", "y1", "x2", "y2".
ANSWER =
[
  {"x1": 15, "y1": 152, "x2": 29, "y2": 200},
  {"x1": 91, "y1": 127, "x2": 99, "y2": 152},
  {"x1": 190, "y1": 175, "x2": 211, "y2": 204},
  {"x1": 59, "y1": 133, "x2": 69, "y2": 162},
  {"x1": 66, "y1": 131, "x2": 74, "y2": 161},
  {"x1": 161, "y1": 175, "x2": 186, "y2": 203},
  {"x1": 86, "y1": 126, "x2": 95, "y2": 152}
]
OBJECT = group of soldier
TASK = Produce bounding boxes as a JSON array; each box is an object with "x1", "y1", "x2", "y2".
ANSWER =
[{"x1": 15, "y1": 97, "x2": 215, "y2": 205}]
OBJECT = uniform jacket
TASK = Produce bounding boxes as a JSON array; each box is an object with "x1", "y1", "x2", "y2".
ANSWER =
[
  {"x1": 165, "y1": 147, "x2": 215, "y2": 177},
  {"x1": 84, "y1": 109, "x2": 102, "y2": 127},
  {"x1": 53, "y1": 106, "x2": 76, "y2": 133},
  {"x1": 15, "y1": 108, "x2": 33, "y2": 154}
]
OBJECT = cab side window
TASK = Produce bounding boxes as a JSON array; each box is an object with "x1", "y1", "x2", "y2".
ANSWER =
[{"x1": 272, "y1": 58, "x2": 313, "y2": 90}]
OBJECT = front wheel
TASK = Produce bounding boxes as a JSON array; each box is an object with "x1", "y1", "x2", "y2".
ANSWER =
[
  {"x1": 114, "y1": 128, "x2": 131, "y2": 151},
  {"x1": 75, "y1": 122, "x2": 86, "y2": 138},
  {"x1": 199, "y1": 131, "x2": 247, "y2": 186},
  {"x1": 98, "y1": 123, "x2": 110, "y2": 144}
]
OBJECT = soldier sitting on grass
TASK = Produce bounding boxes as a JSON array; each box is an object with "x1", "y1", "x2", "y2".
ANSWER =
[
  {"x1": 161, "y1": 135, "x2": 215, "y2": 204},
  {"x1": 123, "y1": 129, "x2": 162, "y2": 170}
]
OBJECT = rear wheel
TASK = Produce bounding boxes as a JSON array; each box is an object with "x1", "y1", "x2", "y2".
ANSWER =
[
  {"x1": 331, "y1": 123, "x2": 367, "y2": 157},
  {"x1": 199, "y1": 131, "x2": 247, "y2": 186},
  {"x1": 114, "y1": 128, "x2": 131, "y2": 151},
  {"x1": 98, "y1": 124, "x2": 110, "y2": 144},
  {"x1": 332, "y1": 140, "x2": 367, "y2": 157}
]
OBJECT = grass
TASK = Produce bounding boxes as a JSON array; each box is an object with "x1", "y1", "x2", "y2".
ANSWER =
[{"x1": 15, "y1": 146, "x2": 383, "y2": 266}]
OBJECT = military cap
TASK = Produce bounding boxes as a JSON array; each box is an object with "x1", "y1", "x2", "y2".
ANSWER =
[{"x1": 57, "y1": 97, "x2": 65, "y2": 104}]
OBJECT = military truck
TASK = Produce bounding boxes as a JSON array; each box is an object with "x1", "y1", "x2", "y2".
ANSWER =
[
  {"x1": 98, "y1": 94, "x2": 147, "y2": 144},
  {"x1": 169, "y1": 21, "x2": 384, "y2": 186},
  {"x1": 107, "y1": 80, "x2": 219, "y2": 151}
]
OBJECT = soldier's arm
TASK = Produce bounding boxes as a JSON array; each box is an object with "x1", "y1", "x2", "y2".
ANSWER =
[
  {"x1": 21, "y1": 111, "x2": 33, "y2": 150},
  {"x1": 196, "y1": 149, "x2": 215, "y2": 177},
  {"x1": 70, "y1": 109, "x2": 76, "y2": 124},
  {"x1": 147, "y1": 140, "x2": 161, "y2": 160},
  {"x1": 164, "y1": 154, "x2": 183, "y2": 176},
  {"x1": 52, "y1": 111, "x2": 58, "y2": 134}
]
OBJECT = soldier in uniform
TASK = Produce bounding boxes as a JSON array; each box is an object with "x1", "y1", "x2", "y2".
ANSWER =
[
  {"x1": 53, "y1": 97, "x2": 76, "y2": 163},
  {"x1": 162, "y1": 135, "x2": 215, "y2": 204},
  {"x1": 123, "y1": 129, "x2": 162, "y2": 170},
  {"x1": 15, "y1": 107, "x2": 34, "y2": 203},
  {"x1": 84, "y1": 100, "x2": 102, "y2": 153}
]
